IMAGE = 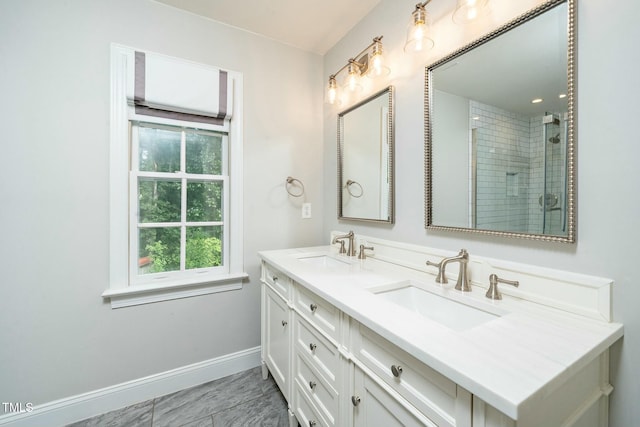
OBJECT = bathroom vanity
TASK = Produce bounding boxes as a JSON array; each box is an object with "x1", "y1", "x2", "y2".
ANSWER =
[{"x1": 259, "y1": 234, "x2": 622, "y2": 427}]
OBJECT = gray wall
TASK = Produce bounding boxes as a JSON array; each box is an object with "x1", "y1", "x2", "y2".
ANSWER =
[
  {"x1": 0, "y1": 0, "x2": 324, "y2": 404},
  {"x1": 322, "y1": 0, "x2": 640, "y2": 426},
  {"x1": 2, "y1": 1, "x2": 639, "y2": 426}
]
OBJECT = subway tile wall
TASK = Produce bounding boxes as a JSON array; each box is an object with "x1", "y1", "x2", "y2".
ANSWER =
[{"x1": 470, "y1": 101, "x2": 566, "y2": 234}]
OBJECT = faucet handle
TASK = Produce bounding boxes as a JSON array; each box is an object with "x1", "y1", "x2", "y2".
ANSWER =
[
  {"x1": 425, "y1": 259, "x2": 447, "y2": 283},
  {"x1": 358, "y1": 244, "x2": 374, "y2": 260},
  {"x1": 486, "y1": 273, "x2": 519, "y2": 300},
  {"x1": 336, "y1": 240, "x2": 346, "y2": 254}
]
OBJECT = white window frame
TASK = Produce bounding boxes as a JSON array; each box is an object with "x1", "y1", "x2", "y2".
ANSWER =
[
  {"x1": 105, "y1": 44, "x2": 246, "y2": 308},
  {"x1": 129, "y1": 122, "x2": 229, "y2": 285}
]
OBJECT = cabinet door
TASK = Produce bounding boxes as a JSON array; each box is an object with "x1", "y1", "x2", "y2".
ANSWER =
[
  {"x1": 264, "y1": 284, "x2": 291, "y2": 401},
  {"x1": 352, "y1": 368, "x2": 437, "y2": 427}
]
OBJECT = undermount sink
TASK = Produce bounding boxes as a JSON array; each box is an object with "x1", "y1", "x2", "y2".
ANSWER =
[
  {"x1": 296, "y1": 254, "x2": 351, "y2": 270},
  {"x1": 372, "y1": 281, "x2": 500, "y2": 331}
]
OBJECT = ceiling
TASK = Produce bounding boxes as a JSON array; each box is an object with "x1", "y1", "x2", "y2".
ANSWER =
[{"x1": 153, "y1": 0, "x2": 381, "y2": 55}]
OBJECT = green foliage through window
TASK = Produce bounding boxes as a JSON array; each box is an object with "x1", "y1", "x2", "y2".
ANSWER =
[{"x1": 134, "y1": 123, "x2": 226, "y2": 276}]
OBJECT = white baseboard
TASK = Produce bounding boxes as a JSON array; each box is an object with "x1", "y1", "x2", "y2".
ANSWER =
[{"x1": 0, "y1": 346, "x2": 261, "y2": 427}]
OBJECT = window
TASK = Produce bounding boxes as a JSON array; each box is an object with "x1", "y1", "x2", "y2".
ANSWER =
[
  {"x1": 105, "y1": 45, "x2": 245, "y2": 308},
  {"x1": 131, "y1": 122, "x2": 228, "y2": 284}
]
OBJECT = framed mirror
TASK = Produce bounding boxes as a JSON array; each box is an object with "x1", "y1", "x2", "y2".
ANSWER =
[
  {"x1": 425, "y1": 0, "x2": 575, "y2": 242},
  {"x1": 338, "y1": 86, "x2": 394, "y2": 223}
]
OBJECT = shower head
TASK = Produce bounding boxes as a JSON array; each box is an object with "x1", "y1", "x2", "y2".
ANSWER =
[{"x1": 549, "y1": 133, "x2": 561, "y2": 144}]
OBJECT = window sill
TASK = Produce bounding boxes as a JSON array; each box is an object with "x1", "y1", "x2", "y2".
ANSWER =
[{"x1": 102, "y1": 272, "x2": 249, "y2": 308}]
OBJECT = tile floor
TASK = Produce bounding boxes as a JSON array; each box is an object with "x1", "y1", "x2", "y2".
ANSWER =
[{"x1": 66, "y1": 366, "x2": 290, "y2": 427}]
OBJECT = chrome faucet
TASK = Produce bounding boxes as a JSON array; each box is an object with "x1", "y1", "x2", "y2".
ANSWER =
[
  {"x1": 332, "y1": 231, "x2": 356, "y2": 256},
  {"x1": 426, "y1": 249, "x2": 471, "y2": 292}
]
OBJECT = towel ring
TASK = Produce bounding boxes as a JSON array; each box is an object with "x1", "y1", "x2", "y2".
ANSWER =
[
  {"x1": 286, "y1": 176, "x2": 305, "y2": 197},
  {"x1": 346, "y1": 180, "x2": 363, "y2": 198}
]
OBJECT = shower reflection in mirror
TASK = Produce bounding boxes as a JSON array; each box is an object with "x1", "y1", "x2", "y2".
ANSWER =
[
  {"x1": 468, "y1": 104, "x2": 568, "y2": 235},
  {"x1": 426, "y1": 0, "x2": 575, "y2": 242}
]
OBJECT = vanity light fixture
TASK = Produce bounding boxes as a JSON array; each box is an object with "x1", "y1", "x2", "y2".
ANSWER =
[
  {"x1": 367, "y1": 37, "x2": 389, "y2": 78},
  {"x1": 326, "y1": 76, "x2": 338, "y2": 104},
  {"x1": 345, "y1": 60, "x2": 363, "y2": 93},
  {"x1": 452, "y1": 0, "x2": 490, "y2": 24},
  {"x1": 404, "y1": 1, "x2": 435, "y2": 54},
  {"x1": 325, "y1": 36, "x2": 389, "y2": 105}
]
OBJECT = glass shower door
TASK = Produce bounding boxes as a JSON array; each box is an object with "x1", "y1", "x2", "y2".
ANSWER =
[{"x1": 541, "y1": 113, "x2": 567, "y2": 235}]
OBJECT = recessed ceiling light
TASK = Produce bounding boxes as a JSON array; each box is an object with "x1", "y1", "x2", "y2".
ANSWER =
[
  {"x1": 531, "y1": 98, "x2": 543, "y2": 104},
  {"x1": 558, "y1": 93, "x2": 567, "y2": 99}
]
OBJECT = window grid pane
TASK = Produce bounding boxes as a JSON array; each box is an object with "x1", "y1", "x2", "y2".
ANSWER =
[
  {"x1": 187, "y1": 181, "x2": 223, "y2": 222},
  {"x1": 186, "y1": 131, "x2": 223, "y2": 175},
  {"x1": 132, "y1": 123, "x2": 227, "y2": 279},
  {"x1": 138, "y1": 179, "x2": 181, "y2": 223},
  {"x1": 186, "y1": 226, "x2": 223, "y2": 269},
  {"x1": 138, "y1": 126, "x2": 181, "y2": 173},
  {"x1": 138, "y1": 226, "x2": 181, "y2": 275}
]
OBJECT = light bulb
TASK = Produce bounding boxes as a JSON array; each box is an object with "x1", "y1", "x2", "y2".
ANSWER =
[
  {"x1": 328, "y1": 87, "x2": 336, "y2": 104},
  {"x1": 346, "y1": 62, "x2": 360, "y2": 92},
  {"x1": 413, "y1": 24, "x2": 425, "y2": 51},
  {"x1": 466, "y1": 7, "x2": 478, "y2": 20},
  {"x1": 347, "y1": 73, "x2": 358, "y2": 92},
  {"x1": 415, "y1": 24, "x2": 424, "y2": 38},
  {"x1": 366, "y1": 38, "x2": 390, "y2": 78},
  {"x1": 374, "y1": 58, "x2": 383, "y2": 75},
  {"x1": 404, "y1": 6, "x2": 434, "y2": 53},
  {"x1": 453, "y1": 0, "x2": 488, "y2": 24},
  {"x1": 326, "y1": 77, "x2": 338, "y2": 104}
]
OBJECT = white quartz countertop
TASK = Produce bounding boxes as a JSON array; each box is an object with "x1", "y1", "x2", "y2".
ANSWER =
[{"x1": 258, "y1": 246, "x2": 624, "y2": 420}]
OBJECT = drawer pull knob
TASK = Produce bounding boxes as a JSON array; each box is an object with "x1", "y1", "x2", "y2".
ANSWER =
[
  {"x1": 351, "y1": 395, "x2": 361, "y2": 406},
  {"x1": 309, "y1": 343, "x2": 317, "y2": 351},
  {"x1": 309, "y1": 380, "x2": 317, "y2": 390},
  {"x1": 309, "y1": 421, "x2": 317, "y2": 427},
  {"x1": 281, "y1": 320, "x2": 287, "y2": 327},
  {"x1": 310, "y1": 303, "x2": 318, "y2": 313},
  {"x1": 391, "y1": 364, "x2": 403, "y2": 378}
]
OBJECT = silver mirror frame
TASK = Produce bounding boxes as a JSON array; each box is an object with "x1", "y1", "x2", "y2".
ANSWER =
[
  {"x1": 424, "y1": 0, "x2": 576, "y2": 243},
  {"x1": 338, "y1": 86, "x2": 395, "y2": 223}
]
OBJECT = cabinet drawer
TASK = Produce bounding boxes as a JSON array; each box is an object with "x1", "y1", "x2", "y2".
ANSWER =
[
  {"x1": 294, "y1": 315, "x2": 340, "y2": 386},
  {"x1": 294, "y1": 285, "x2": 339, "y2": 341},
  {"x1": 262, "y1": 262, "x2": 291, "y2": 300},
  {"x1": 353, "y1": 367, "x2": 437, "y2": 427},
  {"x1": 353, "y1": 324, "x2": 468, "y2": 427},
  {"x1": 294, "y1": 352, "x2": 339, "y2": 426},
  {"x1": 294, "y1": 379, "x2": 330, "y2": 427}
]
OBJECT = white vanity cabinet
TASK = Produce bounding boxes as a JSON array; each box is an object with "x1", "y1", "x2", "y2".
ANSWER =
[
  {"x1": 470, "y1": 350, "x2": 613, "y2": 427},
  {"x1": 261, "y1": 261, "x2": 472, "y2": 427},
  {"x1": 263, "y1": 285, "x2": 291, "y2": 398},
  {"x1": 261, "y1": 261, "x2": 346, "y2": 427},
  {"x1": 352, "y1": 367, "x2": 435, "y2": 427},
  {"x1": 351, "y1": 321, "x2": 472, "y2": 427},
  {"x1": 260, "y1": 263, "x2": 293, "y2": 406},
  {"x1": 259, "y1": 244, "x2": 622, "y2": 427}
]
